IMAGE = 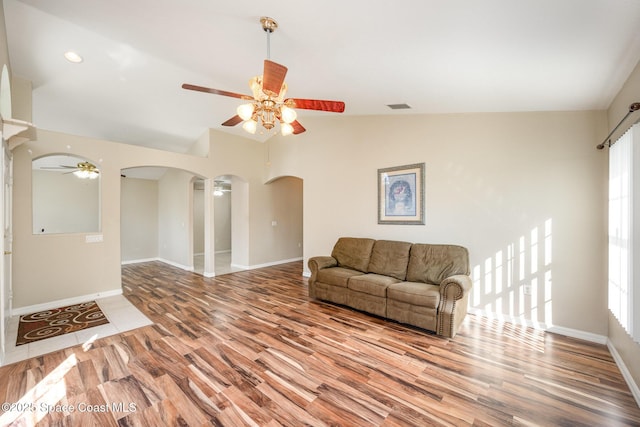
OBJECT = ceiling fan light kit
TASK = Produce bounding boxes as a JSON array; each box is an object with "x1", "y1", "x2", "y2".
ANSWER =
[
  {"x1": 72, "y1": 161, "x2": 99, "y2": 179},
  {"x1": 182, "y1": 17, "x2": 345, "y2": 137}
]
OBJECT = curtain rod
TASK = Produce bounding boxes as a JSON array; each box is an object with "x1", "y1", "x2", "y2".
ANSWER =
[{"x1": 597, "y1": 102, "x2": 640, "y2": 149}]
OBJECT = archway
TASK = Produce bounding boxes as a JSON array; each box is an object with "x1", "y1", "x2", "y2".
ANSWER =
[{"x1": 211, "y1": 174, "x2": 249, "y2": 275}]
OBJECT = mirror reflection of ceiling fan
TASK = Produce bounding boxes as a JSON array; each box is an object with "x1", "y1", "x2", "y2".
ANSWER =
[
  {"x1": 42, "y1": 161, "x2": 100, "y2": 179},
  {"x1": 182, "y1": 17, "x2": 345, "y2": 136}
]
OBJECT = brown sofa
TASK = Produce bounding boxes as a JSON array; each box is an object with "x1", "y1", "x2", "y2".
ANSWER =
[{"x1": 308, "y1": 237, "x2": 472, "y2": 338}]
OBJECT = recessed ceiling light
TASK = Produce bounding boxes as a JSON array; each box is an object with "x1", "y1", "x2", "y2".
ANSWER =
[{"x1": 64, "y1": 51, "x2": 83, "y2": 63}]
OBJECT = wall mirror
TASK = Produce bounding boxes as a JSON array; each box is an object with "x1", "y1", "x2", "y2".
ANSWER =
[{"x1": 32, "y1": 154, "x2": 101, "y2": 234}]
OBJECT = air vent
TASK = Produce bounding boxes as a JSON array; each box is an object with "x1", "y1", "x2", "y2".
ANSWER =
[{"x1": 386, "y1": 103, "x2": 411, "y2": 110}]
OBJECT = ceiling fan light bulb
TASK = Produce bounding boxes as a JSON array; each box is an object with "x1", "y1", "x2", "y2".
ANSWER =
[
  {"x1": 281, "y1": 122, "x2": 294, "y2": 136},
  {"x1": 243, "y1": 120, "x2": 258, "y2": 134},
  {"x1": 73, "y1": 170, "x2": 89, "y2": 179},
  {"x1": 237, "y1": 103, "x2": 255, "y2": 121},
  {"x1": 280, "y1": 105, "x2": 297, "y2": 124}
]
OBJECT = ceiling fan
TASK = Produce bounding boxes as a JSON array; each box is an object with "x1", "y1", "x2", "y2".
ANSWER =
[
  {"x1": 182, "y1": 17, "x2": 345, "y2": 136},
  {"x1": 41, "y1": 161, "x2": 100, "y2": 179}
]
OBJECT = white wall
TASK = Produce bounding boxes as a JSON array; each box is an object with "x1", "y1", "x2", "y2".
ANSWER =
[
  {"x1": 266, "y1": 110, "x2": 608, "y2": 336},
  {"x1": 121, "y1": 177, "x2": 158, "y2": 262}
]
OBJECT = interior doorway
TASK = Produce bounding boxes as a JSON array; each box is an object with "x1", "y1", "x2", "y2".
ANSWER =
[
  {"x1": 192, "y1": 179, "x2": 205, "y2": 275},
  {"x1": 212, "y1": 175, "x2": 235, "y2": 275}
]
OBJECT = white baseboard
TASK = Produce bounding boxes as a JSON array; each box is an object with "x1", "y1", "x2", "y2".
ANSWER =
[
  {"x1": 468, "y1": 307, "x2": 608, "y2": 344},
  {"x1": 156, "y1": 258, "x2": 194, "y2": 272},
  {"x1": 121, "y1": 257, "x2": 159, "y2": 265},
  {"x1": 546, "y1": 325, "x2": 607, "y2": 345},
  {"x1": 607, "y1": 339, "x2": 640, "y2": 408},
  {"x1": 12, "y1": 288, "x2": 123, "y2": 317},
  {"x1": 123, "y1": 257, "x2": 194, "y2": 272},
  {"x1": 302, "y1": 271, "x2": 311, "y2": 278},
  {"x1": 123, "y1": 255, "x2": 298, "y2": 275},
  {"x1": 122, "y1": 258, "x2": 194, "y2": 272},
  {"x1": 231, "y1": 257, "x2": 303, "y2": 271}
]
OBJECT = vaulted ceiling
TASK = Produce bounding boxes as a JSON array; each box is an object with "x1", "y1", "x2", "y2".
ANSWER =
[{"x1": 5, "y1": 0, "x2": 640, "y2": 152}]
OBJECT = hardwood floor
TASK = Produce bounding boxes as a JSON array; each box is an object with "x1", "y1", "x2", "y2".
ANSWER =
[{"x1": 1, "y1": 261, "x2": 639, "y2": 426}]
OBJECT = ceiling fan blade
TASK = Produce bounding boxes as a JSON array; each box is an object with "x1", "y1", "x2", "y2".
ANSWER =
[
  {"x1": 182, "y1": 84, "x2": 252, "y2": 100},
  {"x1": 222, "y1": 115, "x2": 243, "y2": 127},
  {"x1": 262, "y1": 60, "x2": 288, "y2": 97},
  {"x1": 286, "y1": 98, "x2": 345, "y2": 113},
  {"x1": 291, "y1": 120, "x2": 306, "y2": 135}
]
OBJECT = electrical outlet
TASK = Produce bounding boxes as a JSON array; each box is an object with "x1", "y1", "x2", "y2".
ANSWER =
[
  {"x1": 523, "y1": 285, "x2": 532, "y2": 296},
  {"x1": 85, "y1": 234, "x2": 103, "y2": 243}
]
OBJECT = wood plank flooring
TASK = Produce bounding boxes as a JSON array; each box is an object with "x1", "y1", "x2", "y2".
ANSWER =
[{"x1": 1, "y1": 261, "x2": 639, "y2": 426}]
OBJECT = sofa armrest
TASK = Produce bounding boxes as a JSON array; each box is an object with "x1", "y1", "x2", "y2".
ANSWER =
[
  {"x1": 437, "y1": 274, "x2": 472, "y2": 338},
  {"x1": 307, "y1": 256, "x2": 338, "y2": 298},
  {"x1": 439, "y1": 274, "x2": 472, "y2": 300},
  {"x1": 308, "y1": 256, "x2": 337, "y2": 299},
  {"x1": 309, "y1": 256, "x2": 338, "y2": 273}
]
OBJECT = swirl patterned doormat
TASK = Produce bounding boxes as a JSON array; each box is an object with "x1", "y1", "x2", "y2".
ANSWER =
[{"x1": 16, "y1": 301, "x2": 109, "y2": 346}]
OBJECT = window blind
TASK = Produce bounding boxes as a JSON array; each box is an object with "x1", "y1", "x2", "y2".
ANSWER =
[{"x1": 608, "y1": 123, "x2": 639, "y2": 342}]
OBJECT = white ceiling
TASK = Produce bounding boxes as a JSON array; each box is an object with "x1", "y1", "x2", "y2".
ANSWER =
[{"x1": 5, "y1": 0, "x2": 640, "y2": 153}]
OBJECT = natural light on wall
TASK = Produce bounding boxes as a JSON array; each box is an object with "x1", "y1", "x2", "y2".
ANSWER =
[{"x1": 472, "y1": 219, "x2": 553, "y2": 328}]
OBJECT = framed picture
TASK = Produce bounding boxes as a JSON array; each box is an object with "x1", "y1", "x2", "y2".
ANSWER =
[{"x1": 378, "y1": 163, "x2": 425, "y2": 225}]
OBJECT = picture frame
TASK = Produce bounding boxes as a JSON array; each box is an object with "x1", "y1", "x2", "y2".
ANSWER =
[{"x1": 378, "y1": 163, "x2": 425, "y2": 225}]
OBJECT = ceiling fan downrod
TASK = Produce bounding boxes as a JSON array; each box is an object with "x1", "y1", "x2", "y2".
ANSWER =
[{"x1": 261, "y1": 17, "x2": 278, "y2": 60}]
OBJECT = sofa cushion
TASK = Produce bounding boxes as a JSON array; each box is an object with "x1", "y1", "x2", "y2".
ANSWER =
[
  {"x1": 367, "y1": 240, "x2": 412, "y2": 280},
  {"x1": 331, "y1": 237, "x2": 376, "y2": 273},
  {"x1": 317, "y1": 267, "x2": 365, "y2": 288},
  {"x1": 348, "y1": 274, "x2": 400, "y2": 297},
  {"x1": 387, "y1": 282, "x2": 441, "y2": 309},
  {"x1": 406, "y1": 244, "x2": 469, "y2": 285}
]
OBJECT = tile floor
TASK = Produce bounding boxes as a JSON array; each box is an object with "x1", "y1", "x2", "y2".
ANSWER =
[
  {"x1": 193, "y1": 251, "x2": 245, "y2": 276},
  {"x1": 2, "y1": 294, "x2": 152, "y2": 366}
]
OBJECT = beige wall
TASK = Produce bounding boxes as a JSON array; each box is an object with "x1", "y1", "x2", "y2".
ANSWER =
[
  {"x1": 32, "y1": 169, "x2": 100, "y2": 234},
  {"x1": 267, "y1": 110, "x2": 608, "y2": 336},
  {"x1": 213, "y1": 191, "x2": 231, "y2": 253},
  {"x1": 606, "y1": 58, "x2": 640, "y2": 397},
  {"x1": 121, "y1": 177, "x2": 158, "y2": 262},
  {"x1": 261, "y1": 176, "x2": 303, "y2": 262},
  {"x1": 12, "y1": 129, "x2": 211, "y2": 308},
  {"x1": 158, "y1": 168, "x2": 197, "y2": 269},
  {"x1": 194, "y1": 185, "x2": 205, "y2": 254},
  {"x1": 12, "y1": 128, "x2": 306, "y2": 307}
]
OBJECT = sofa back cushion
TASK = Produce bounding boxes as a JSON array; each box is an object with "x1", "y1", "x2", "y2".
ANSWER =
[
  {"x1": 367, "y1": 240, "x2": 412, "y2": 280},
  {"x1": 331, "y1": 237, "x2": 376, "y2": 272},
  {"x1": 406, "y1": 244, "x2": 469, "y2": 284}
]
